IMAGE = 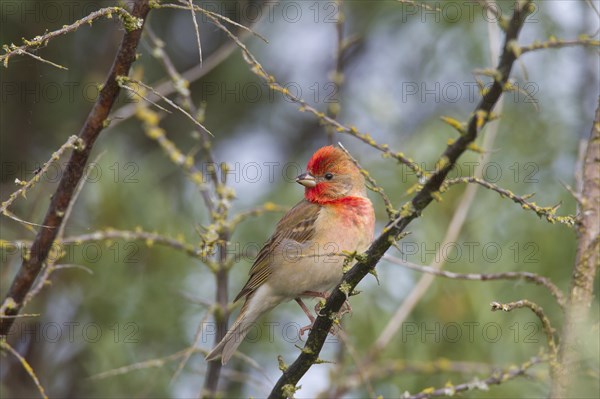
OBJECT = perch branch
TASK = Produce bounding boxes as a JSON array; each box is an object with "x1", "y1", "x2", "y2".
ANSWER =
[{"x1": 267, "y1": 2, "x2": 534, "y2": 397}]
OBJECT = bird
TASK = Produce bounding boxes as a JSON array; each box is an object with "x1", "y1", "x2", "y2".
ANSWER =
[{"x1": 205, "y1": 145, "x2": 375, "y2": 364}]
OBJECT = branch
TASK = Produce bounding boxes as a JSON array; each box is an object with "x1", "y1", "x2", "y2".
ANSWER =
[
  {"x1": 89, "y1": 348, "x2": 204, "y2": 380},
  {"x1": 552, "y1": 99, "x2": 600, "y2": 395},
  {"x1": 368, "y1": 11, "x2": 508, "y2": 364},
  {"x1": 268, "y1": 2, "x2": 534, "y2": 397},
  {"x1": 118, "y1": 76, "x2": 214, "y2": 135},
  {"x1": 64, "y1": 228, "x2": 212, "y2": 263},
  {"x1": 180, "y1": 6, "x2": 425, "y2": 180},
  {"x1": 329, "y1": 358, "x2": 498, "y2": 396},
  {"x1": 1, "y1": 135, "x2": 80, "y2": 219},
  {"x1": 0, "y1": 0, "x2": 151, "y2": 337},
  {"x1": 0, "y1": 340, "x2": 48, "y2": 398},
  {"x1": 403, "y1": 354, "x2": 546, "y2": 399},
  {"x1": 490, "y1": 300, "x2": 558, "y2": 370},
  {"x1": 228, "y1": 203, "x2": 288, "y2": 230},
  {"x1": 0, "y1": 7, "x2": 143, "y2": 67},
  {"x1": 384, "y1": 255, "x2": 566, "y2": 309},
  {"x1": 442, "y1": 176, "x2": 575, "y2": 227},
  {"x1": 444, "y1": 176, "x2": 576, "y2": 227},
  {"x1": 141, "y1": 25, "x2": 236, "y2": 396},
  {"x1": 109, "y1": 22, "x2": 262, "y2": 129},
  {"x1": 519, "y1": 35, "x2": 600, "y2": 55}
]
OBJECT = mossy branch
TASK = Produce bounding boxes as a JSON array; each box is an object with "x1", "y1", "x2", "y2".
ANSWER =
[
  {"x1": 519, "y1": 35, "x2": 600, "y2": 55},
  {"x1": 179, "y1": 5, "x2": 425, "y2": 180},
  {"x1": 0, "y1": 135, "x2": 81, "y2": 222},
  {"x1": 443, "y1": 176, "x2": 576, "y2": 227},
  {"x1": 403, "y1": 354, "x2": 546, "y2": 399},
  {"x1": 0, "y1": 0, "x2": 151, "y2": 337},
  {"x1": 384, "y1": 255, "x2": 566, "y2": 309},
  {"x1": 552, "y1": 99, "x2": 600, "y2": 395},
  {"x1": 0, "y1": 7, "x2": 143, "y2": 68},
  {"x1": 491, "y1": 300, "x2": 558, "y2": 378},
  {"x1": 267, "y1": 1, "x2": 534, "y2": 397}
]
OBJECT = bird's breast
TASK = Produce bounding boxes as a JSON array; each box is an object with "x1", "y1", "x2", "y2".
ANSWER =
[
  {"x1": 268, "y1": 196, "x2": 375, "y2": 297},
  {"x1": 319, "y1": 196, "x2": 375, "y2": 250}
]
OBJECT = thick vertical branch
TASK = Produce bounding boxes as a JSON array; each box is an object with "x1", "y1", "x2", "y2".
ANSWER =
[
  {"x1": 0, "y1": 0, "x2": 151, "y2": 336},
  {"x1": 202, "y1": 237, "x2": 229, "y2": 398},
  {"x1": 552, "y1": 100, "x2": 600, "y2": 396}
]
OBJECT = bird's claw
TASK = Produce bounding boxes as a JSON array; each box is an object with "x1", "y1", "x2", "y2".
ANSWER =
[
  {"x1": 298, "y1": 321, "x2": 342, "y2": 340},
  {"x1": 296, "y1": 291, "x2": 351, "y2": 339}
]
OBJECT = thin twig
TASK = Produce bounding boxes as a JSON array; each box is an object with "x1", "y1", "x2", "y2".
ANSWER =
[
  {"x1": 0, "y1": 7, "x2": 143, "y2": 67},
  {"x1": 444, "y1": 177, "x2": 576, "y2": 226},
  {"x1": 331, "y1": 359, "x2": 500, "y2": 396},
  {"x1": 490, "y1": 300, "x2": 558, "y2": 366},
  {"x1": 89, "y1": 348, "x2": 201, "y2": 380},
  {"x1": 403, "y1": 354, "x2": 546, "y2": 399},
  {"x1": 335, "y1": 329, "x2": 376, "y2": 398},
  {"x1": 63, "y1": 229, "x2": 210, "y2": 265},
  {"x1": 0, "y1": 340, "x2": 48, "y2": 399},
  {"x1": 519, "y1": 36, "x2": 600, "y2": 55},
  {"x1": 0, "y1": 313, "x2": 40, "y2": 319},
  {"x1": 118, "y1": 77, "x2": 213, "y2": 136},
  {"x1": 141, "y1": 25, "x2": 234, "y2": 397},
  {"x1": 172, "y1": 310, "x2": 211, "y2": 382},
  {"x1": 384, "y1": 255, "x2": 566, "y2": 309},
  {"x1": 164, "y1": 2, "x2": 268, "y2": 43},
  {"x1": 14, "y1": 49, "x2": 68, "y2": 70},
  {"x1": 109, "y1": 18, "x2": 264, "y2": 128},
  {"x1": 190, "y1": 10, "x2": 425, "y2": 179},
  {"x1": 186, "y1": 0, "x2": 202, "y2": 65},
  {"x1": 1, "y1": 135, "x2": 80, "y2": 216}
]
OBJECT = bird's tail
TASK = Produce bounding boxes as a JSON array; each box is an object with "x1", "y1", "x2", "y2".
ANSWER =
[{"x1": 206, "y1": 288, "x2": 279, "y2": 364}]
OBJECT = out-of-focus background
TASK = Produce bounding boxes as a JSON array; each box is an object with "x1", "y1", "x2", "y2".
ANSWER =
[{"x1": 1, "y1": 0, "x2": 598, "y2": 397}]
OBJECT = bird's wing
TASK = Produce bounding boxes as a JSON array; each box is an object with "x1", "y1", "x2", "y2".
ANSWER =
[{"x1": 234, "y1": 199, "x2": 321, "y2": 302}]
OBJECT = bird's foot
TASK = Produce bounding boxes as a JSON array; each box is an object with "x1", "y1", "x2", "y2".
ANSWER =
[
  {"x1": 295, "y1": 292, "x2": 351, "y2": 339},
  {"x1": 299, "y1": 323, "x2": 313, "y2": 338},
  {"x1": 295, "y1": 298, "x2": 315, "y2": 323},
  {"x1": 298, "y1": 320, "x2": 341, "y2": 339}
]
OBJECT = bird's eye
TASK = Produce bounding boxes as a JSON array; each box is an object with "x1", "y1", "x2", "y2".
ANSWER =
[{"x1": 324, "y1": 172, "x2": 334, "y2": 180}]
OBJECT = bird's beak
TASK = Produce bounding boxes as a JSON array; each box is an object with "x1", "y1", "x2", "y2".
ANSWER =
[{"x1": 296, "y1": 172, "x2": 317, "y2": 188}]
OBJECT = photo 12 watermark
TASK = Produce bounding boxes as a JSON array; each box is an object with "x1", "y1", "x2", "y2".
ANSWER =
[{"x1": 6, "y1": 321, "x2": 140, "y2": 344}]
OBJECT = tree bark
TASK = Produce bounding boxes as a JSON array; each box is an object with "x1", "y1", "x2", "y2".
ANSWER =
[
  {"x1": 0, "y1": 0, "x2": 151, "y2": 337},
  {"x1": 551, "y1": 101, "x2": 600, "y2": 396}
]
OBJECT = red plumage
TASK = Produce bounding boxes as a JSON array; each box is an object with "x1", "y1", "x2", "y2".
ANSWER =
[{"x1": 306, "y1": 145, "x2": 343, "y2": 175}]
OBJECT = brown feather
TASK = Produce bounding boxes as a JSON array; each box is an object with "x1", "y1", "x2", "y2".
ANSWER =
[{"x1": 234, "y1": 199, "x2": 321, "y2": 302}]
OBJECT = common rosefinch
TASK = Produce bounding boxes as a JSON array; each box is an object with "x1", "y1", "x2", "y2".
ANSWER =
[{"x1": 206, "y1": 145, "x2": 375, "y2": 364}]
